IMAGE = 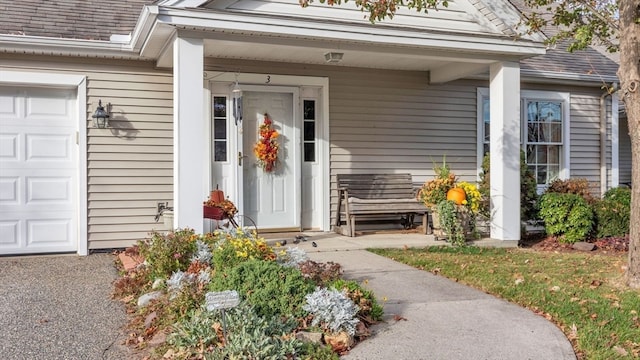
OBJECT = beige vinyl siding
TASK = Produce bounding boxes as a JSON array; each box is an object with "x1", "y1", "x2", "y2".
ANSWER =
[
  {"x1": 1, "y1": 55, "x2": 172, "y2": 249},
  {"x1": 569, "y1": 93, "x2": 606, "y2": 197},
  {"x1": 619, "y1": 115, "x2": 632, "y2": 185}
]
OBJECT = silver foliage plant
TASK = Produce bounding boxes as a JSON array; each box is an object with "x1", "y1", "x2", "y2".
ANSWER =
[
  {"x1": 166, "y1": 270, "x2": 194, "y2": 293},
  {"x1": 190, "y1": 239, "x2": 213, "y2": 264},
  {"x1": 302, "y1": 287, "x2": 360, "y2": 335},
  {"x1": 276, "y1": 246, "x2": 309, "y2": 268}
]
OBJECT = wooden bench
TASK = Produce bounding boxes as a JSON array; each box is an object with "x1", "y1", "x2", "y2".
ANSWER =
[{"x1": 335, "y1": 173, "x2": 431, "y2": 237}]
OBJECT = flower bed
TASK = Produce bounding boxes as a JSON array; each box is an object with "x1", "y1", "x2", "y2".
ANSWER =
[{"x1": 113, "y1": 228, "x2": 383, "y2": 359}]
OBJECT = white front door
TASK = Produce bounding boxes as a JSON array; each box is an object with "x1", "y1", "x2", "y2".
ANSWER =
[
  {"x1": 241, "y1": 90, "x2": 300, "y2": 230},
  {"x1": 0, "y1": 87, "x2": 78, "y2": 254}
]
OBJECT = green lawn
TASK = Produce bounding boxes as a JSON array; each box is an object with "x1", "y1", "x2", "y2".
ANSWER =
[{"x1": 370, "y1": 246, "x2": 640, "y2": 360}]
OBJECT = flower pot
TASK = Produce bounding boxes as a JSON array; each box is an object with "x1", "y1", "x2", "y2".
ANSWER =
[{"x1": 431, "y1": 207, "x2": 472, "y2": 241}]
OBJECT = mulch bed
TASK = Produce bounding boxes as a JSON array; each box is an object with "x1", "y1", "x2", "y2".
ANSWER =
[{"x1": 520, "y1": 233, "x2": 629, "y2": 254}]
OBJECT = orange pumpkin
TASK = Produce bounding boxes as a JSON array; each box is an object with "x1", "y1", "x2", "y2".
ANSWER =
[
  {"x1": 210, "y1": 185, "x2": 225, "y2": 203},
  {"x1": 446, "y1": 187, "x2": 466, "y2": 205}
]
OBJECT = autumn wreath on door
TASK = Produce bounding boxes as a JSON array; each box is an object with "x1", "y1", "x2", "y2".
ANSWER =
[{"x1": 253, "y1": 113, "x2": 279, "y2": 172}]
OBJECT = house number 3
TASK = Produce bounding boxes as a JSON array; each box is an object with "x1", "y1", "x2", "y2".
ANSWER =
[{"x1": 265, "y1": 75, "x2": 271, "y2": 84}]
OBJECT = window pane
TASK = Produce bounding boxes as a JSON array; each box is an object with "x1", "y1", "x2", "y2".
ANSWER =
[
  {"x1": 548, "y1": 165, "x2": 559, "y2": 181},
  {"x1": 527, "y1": 102, "x2": 538, "y2": 122},
  {"x1": 537, "y1": 165, "x2": 547, "y2": 184},
  {"x1": 484, "y1": 122, "x2": 490, "y2": 143},
  {"x1": 548, "y1": 145, "x2": 560, "y2": 164},
  {"x1": 304, "y1": 143, "x2": 315, "y2": 162},
  {"x1": 304, "y1": 100, "x2": 315, "y2": 120},
  {"x1": 528, "y1": 123, "x2": 539, "y2": 142},
  {"x1": 304, "y1": 121, "x2": 315, "y2": 141},
  {"x1": 539, "y1": 102, "x2": 561, "y2": 122},
  {"x1": 214, "y1": 119, "x2": 226, "y2": 139},
  {"x1": 214, "y1": 141, "x2": 226, "y2": 162},
  {"x1": 527, "y1": 145, "x2": 536, "y2": 163},
  {"x1": 550, "y1": 123, "x2": 561, "y2": 142},
  {"x1": 536, "y1": 145, "x2": 547, "y2": 163},
  {"x1": 213, "y1": 97, "x2": 226, "y2": 117},
  {"x1": 483, "y1": 144, "x2": 489, "y2": 157},
  {"x1": 539, "y1": 123, "x2": 551, "y2": 142}
]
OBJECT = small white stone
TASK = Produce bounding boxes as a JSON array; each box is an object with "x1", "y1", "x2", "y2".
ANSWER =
[{"x1": 138, "y1": 291, "x2": 163, "y2": 308}]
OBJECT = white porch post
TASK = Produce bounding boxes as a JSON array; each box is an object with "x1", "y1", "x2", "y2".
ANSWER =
[
  {"x1": 489, "y1": 62, "x2": 521, "y2": 241},
  {"x1": 173, "y1": 36, "x2": 205, "y2": 232}
]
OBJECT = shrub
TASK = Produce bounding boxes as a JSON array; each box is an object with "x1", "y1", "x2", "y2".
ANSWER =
[
  {"x1": 169, "y1": 302, "x2": 303, "y2": 359},
  {"x1": 303, "y1": 287, "x2": 360, "y2": 335},
  {"x1": 329, "y1": 279, "x2": 384, "y2": 323},
  {"x1": 208, "y1": 259, "x2": 315, "y2": 318},
  {"x1": 138, "y1": 229, "x2": 198, "y2": 279},
  {"x1": 539, "y1": 193, "x2": 594, "y2": 243},
  {"x1": 479, "y1": 151, "x2": 538, "y2": 222},
  {"x1": 545, "y1": 178, "x2": 594, "y2": 203},
  {"x1": 593, "y1": 187, "x2": 631, "y2": 238}
]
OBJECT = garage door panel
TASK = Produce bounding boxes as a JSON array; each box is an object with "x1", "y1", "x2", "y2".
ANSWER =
[
  {"x1": 27, "y1": 217, "x2": 73, "y2": 248},
  {"x1": 27, "y1": 176, "x2": 72, "y2": 204},
  {"x1": 0, "y1": 177, "x2": 19, "y2": 204},
  {"x1": 0, "y1": 133, "x2": 19, "y2": 160},
  {"x1": 0, "y1": 87, "x2": 78, "y2": 255},
  {"x1": 26, "y1": 133, "x2": 72, "y2": 161},
  {"x1": 0, "y1": 220, "x2": 20, "y2": 247}
]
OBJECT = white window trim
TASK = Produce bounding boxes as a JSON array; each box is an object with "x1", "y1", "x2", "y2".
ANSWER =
[{"x1": 477, "y1": 88, "x2": 571, "y2": 187}]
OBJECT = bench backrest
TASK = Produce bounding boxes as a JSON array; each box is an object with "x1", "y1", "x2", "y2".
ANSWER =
[{"x1": 337, "y1": 173, "x2": 416, "y2": 199}]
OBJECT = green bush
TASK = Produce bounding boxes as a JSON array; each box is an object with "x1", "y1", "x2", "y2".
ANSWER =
[
  {"x1": 593, "y1": 187, "x2": 631, "y2": 238},
  {"x1": 479, "y1": 151, "x2": 538, "y2": 222},
  {"x1": 545, "y1": 178, "x2": 594, "y2": 203},
  {"x1": 539, "y1": 193, "x2": 594, "y2": 243},
  {"x1": 170, "y1": 302, "x2": 304, "y2": 360},
  {"x1": 208, "y1": 259, "x2": 315, "y2": 318},
  {"x1": 138, "y1": 229, "x2": 198, "y2": 279}
]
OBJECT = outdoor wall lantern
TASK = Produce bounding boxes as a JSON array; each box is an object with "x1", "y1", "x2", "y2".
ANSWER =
[
  {"x1": 324, "y1": 52, "x2": 344, "y2": 63},
  {"x1": 232, "y1": 80, "x2": 243, "y2": 126},
  {"x1": 91, "y1": 99, "x2": 111, "y2": 128}
]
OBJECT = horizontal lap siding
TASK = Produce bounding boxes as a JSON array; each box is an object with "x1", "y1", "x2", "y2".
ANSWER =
[
  {"x1": 1, "y1": 55, "x2": 172, "y2": 249},
  {"x1": 620, "y1": 116, "x2": 632, "y2": 185},
  {"x1": 570, "y1": 93, "x2": 605, "y2": 197}
]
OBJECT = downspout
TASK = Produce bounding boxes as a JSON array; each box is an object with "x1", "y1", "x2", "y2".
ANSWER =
[{"x1": 600, "y1": 83, "x2": 618, "y2": 196}]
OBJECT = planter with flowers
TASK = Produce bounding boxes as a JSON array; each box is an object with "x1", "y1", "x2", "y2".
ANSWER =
[{"x1": 417, "y1": 161, "x2": 483, "y2": 246}]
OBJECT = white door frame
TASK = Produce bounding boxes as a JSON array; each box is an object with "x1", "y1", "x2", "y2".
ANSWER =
[
  {"x1": 0, "y1": 70, "x2": 88, "y2": 255},
  {"x1": 205, "y1": 72, "x2": 330, "y2": 231}
]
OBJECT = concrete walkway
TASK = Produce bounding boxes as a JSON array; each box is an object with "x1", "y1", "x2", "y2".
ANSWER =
[{"x1": 285, "y1": 232, "x2": 576, "y2": 360}]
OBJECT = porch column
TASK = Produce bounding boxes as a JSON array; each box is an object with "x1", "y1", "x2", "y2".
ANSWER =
[
  {"x1": 489, "y1": 62, "x2": 521, "y2": 241},
  {"x1": 173, "y1": 36, "x2": 205, "y2": 232}
]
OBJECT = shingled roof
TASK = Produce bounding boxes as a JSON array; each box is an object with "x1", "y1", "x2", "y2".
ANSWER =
[
  {"x1": 0, "y1": 0, "x2": 154, "y2": 41},
  {"x1": 0, "y1": 0, "x2": 620, "y2": 80}
]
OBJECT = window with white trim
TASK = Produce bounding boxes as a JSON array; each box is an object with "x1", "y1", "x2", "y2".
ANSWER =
[
  {"x1": 212, "y1": 96, "x2": 227, "y2": 162},
  {"x1": 477, "y1": 88, "x2": 570, "y2": 187}
]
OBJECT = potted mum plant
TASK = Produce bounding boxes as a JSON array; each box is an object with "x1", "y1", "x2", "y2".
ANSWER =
[{"x1": 417, "y1": 161, "x2": 483, "y2": 246}]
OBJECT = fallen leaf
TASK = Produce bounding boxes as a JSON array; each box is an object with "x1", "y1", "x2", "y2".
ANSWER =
[
  {"x1": 568, "y1": 323, "x2": 578, "y2": 341},
  {"x1": 590, "y1": 280, "x2": 602, "y2": 289},
  {"x1": 431, "y1": 268, "x2": 441, "y2": 275},
  {"x1": 570, "y1": 297, "x2": 580, "y2": 302},
  {"x1": 515, "y1": 278, "x2": 524, "y2": 285},
  {"x1": 550, "y1": 285, "x2": 560, "y2": 292},
  {"x1": 590, "y1": 313, "x2": 598, "y2": 320},
  {"x1": 613, "y1": 346, "x2": 628, "y2": 356},
  {"x1": 393, "y1": 315, "x2": 407, "y2": 322}
]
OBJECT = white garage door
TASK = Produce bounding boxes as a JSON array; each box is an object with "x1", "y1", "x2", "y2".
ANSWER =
[{"x1": 0, "y1": 87, "x2": 78, "y2": 255}]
